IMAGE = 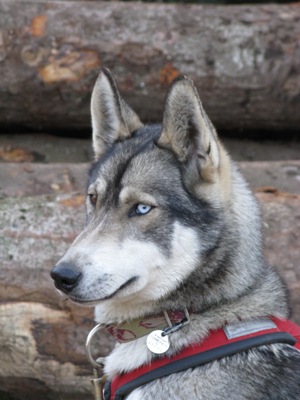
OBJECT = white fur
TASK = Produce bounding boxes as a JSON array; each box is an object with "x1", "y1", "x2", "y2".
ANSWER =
[
  {"x1": 93, "y1": 222, "x2": 200, "y2": 323},
  {"x1": 59, "y1": 221, "x2": 200, "y2": 323},
  {"x1": 104, "y1": 336, "x2": 150, "y2": 378}
]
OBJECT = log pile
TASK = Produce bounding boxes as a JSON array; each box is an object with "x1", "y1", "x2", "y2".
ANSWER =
[
  {"x1": 0, "y1": 165, "x2": 112, "y2": 400},
  {"x1": 0, "y1": 161, "x2": 299, "y2": 400},
  {"x1": 0, "y1": 1, "x2": 299, "y2": 398},
  {"x1": 0, "y1": 1, "x2": 299, "y2": 135}
]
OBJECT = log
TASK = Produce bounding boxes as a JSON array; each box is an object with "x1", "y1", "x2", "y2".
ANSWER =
[
  {"x1": 0, "y1": 162, "x2": 299, "y2": 399},
  {"x1": 0, "y1": 1, "x2": 299, "y2": 136},
  {"x1": 0, "y1": 192, "x2": 112, "y2": 400}
]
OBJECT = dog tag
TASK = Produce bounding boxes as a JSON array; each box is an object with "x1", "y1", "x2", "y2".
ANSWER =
[{"x1": 147, "y1": 330, "x2": 170, "y2": 354}]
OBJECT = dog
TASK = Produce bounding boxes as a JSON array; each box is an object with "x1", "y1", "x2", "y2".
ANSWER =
[{"x1": 51, "y1": 68, "x2": 300, "y2": 399}]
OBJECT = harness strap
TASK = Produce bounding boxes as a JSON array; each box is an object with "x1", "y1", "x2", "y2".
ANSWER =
[{"x1": 104, "y1": 317, "x2": 300, "y2": 400}]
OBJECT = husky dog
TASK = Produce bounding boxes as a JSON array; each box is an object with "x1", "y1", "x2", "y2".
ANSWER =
[{"x1": 51, "y1": 68, "x2": 300, "y2": 399}]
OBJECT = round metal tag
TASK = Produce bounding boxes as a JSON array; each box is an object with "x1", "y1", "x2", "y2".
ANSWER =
[{"x1": 146, "y1": 330, "x2": 170, "y2": 354}]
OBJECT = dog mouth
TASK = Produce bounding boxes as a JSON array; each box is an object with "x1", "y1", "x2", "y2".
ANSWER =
[{"x1": 69, "y1": 276, "x2": 139, "y2": 305}]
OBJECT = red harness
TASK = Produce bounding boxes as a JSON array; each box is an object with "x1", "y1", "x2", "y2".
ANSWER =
[{"x1": 104, "y1": 317, "x2": 300, "y2": 400}]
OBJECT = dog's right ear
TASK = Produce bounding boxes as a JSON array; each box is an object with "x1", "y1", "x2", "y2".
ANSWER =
[{"x1": 91, "y1": 68, "x2": 143, "y2": 159}]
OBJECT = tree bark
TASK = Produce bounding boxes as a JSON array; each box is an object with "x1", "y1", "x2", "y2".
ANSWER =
[
  {"x1": 0, "y1": 1, "x2": 299, "y2": 136},
  {"x1": 0, "y1": 161, "x2": 299, "y2": 399}
]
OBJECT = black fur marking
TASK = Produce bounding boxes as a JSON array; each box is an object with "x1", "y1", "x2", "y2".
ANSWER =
[
  {"x1": 166, "y1": 194, "x2": 218, "y2": 229},
  {"x1": 207, "y1": 143, "x2": 211, "y2": 155},
  {"x1": 103, "y1": 276, "x2": 138, "y2": 300}
]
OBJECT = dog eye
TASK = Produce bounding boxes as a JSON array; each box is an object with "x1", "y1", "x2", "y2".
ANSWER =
[
  {"x1": 136, "y1": 204, "x2": 152, "y2": 215},
  {"x1": 88, "y1": 193, "x2": 97, "y2": 205},
  {"x1": 129, "y1": 203, "x2": 152, "y2": 217}
]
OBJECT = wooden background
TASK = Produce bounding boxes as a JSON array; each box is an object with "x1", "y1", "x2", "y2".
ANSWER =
[{"x1": 0, "y1": 1, "x2": 299, "y2": 399}]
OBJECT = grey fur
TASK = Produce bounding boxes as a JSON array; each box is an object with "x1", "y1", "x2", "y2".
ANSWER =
[{"x1": 51, "y1": 68, "x2": 300, "y2": 399}]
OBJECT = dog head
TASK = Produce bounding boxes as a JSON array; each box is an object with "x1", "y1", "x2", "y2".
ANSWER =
[{"x1": 51, "y1": 68, "x2": 233, "y2": 322}]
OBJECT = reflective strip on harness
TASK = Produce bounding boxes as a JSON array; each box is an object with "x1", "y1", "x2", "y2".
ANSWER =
[{"x1": 104, "y1": 317, "x2": 300, "y2": 400}]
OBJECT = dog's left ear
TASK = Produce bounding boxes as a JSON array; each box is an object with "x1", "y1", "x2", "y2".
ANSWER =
[
  {"x1": 91, "y1": 68, "x2": 143, "y2": 159},
  {"x1": 158, "y1": 76, "x2": 220, "y2": 184}
]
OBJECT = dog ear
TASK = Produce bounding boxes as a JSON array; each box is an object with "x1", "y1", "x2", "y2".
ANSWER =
[
  {"x1": 91, "y1": 68, "x2": 143, "y2": 159},
  {"x1": 158, "y1": 76, "x2": 220, "y2": 184}
]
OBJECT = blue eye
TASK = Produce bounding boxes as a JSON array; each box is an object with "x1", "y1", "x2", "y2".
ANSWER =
[
  {"x1": 128, "y1": 203, "x2": 154, "y2": 218},
  {"x1": 135, "y1": 204, "x2": 152, "y2": 215}
]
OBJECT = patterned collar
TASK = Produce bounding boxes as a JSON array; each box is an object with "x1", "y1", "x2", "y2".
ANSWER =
[{"x1": 104, "y1": 309, "x2": 189, "y2": 343}]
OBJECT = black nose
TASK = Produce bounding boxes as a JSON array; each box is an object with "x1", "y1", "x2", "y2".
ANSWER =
[{"x1": 50, "y1": 263, "x2": 81, "y2": 293}]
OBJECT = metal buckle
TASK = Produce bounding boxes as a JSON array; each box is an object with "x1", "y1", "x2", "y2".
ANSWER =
[
  {"x1": 86, "y1": 324, "x2": 107, "y2": 400},
  {"x1": 162, "y1": 308, "x2": 190, "y2": 336}
]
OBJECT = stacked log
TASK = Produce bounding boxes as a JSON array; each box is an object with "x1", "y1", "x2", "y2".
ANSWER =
[{"x1": 0, "y1": 1, "x2": 299, "y2": 135}]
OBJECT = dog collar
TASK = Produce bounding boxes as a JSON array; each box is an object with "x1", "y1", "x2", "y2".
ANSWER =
[
  {"x1": 103, "y1": 317, "x2": 300, "y2": 400},
  {"x1": 104, "y1": 309, "x2": 190, "y2": 343}
]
